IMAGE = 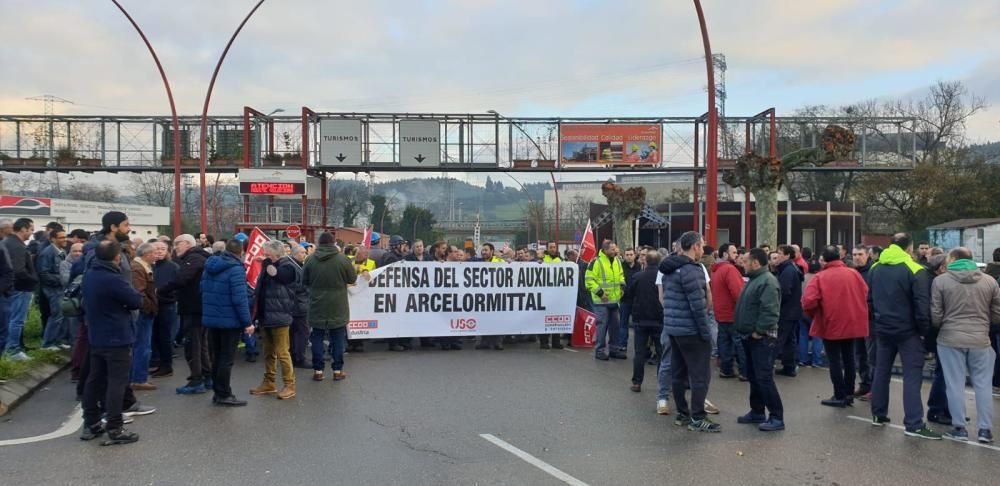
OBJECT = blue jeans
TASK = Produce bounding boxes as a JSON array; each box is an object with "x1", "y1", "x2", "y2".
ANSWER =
[
  {"x1": 717, "y1": 323, "x2": 745, "y2": 376},
  {"x1": 0, "y1": 295, "x2": 9, "y2": 352},
  {"x1": 926, "y1": 355, "x2": 949, "y2": 419},
  {"x1": 311, "y1": 327, "x2": 346, "y2": 372},
  {"x1": 593, "y1": 304, "x2": 619, "y2": 357},
  {"x1": 243, "y1": 331, "x2": 257, "y2": 356},
  {"x1": 41, "y1": 287, "x2": 67, "y2": 347},
  {"x1": 615, "y1": 303, "x2": 632, "y2": 352},
  {"x1": 937, "y1": 344, "x2": 996, "y2": 431},
  {"x1": 130, "y1": 313, "x2": 154, "y2": 383},
  {"x1": 4, "y1": 291, "x2": 33, "y2": 354},
  {"x1": 744, "y1": 335, "x2": 784, "y2": 419},
  {"x1": 655, "y1": 326, "x2": 673, "y2": 401},
  {"x1": 798, "y1": 317, "x2": 825, "y2": 366}
]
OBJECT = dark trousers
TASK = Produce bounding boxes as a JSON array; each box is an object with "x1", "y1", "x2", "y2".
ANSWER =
[
  {"x1": 71, "y1": 318, "x2": 88, "y2": 381},
  {"x1": 208, "y1": 328, "x2": 241, "y2": 399},
  {"x1": 926, "y1": 355, "x2": 949, "y2": 419},
  {"x1": 537, "y1": 334, "x2": 561, "y2": 347},
  {"x1": 37, "y1": 288, "x2": 50, "y2": 336},
  {"x1": 776, "y1": 319, "x2": 798, "y2": 370},
  {"x1": 82, "y1": 346, "x2": 131, "y2": 431},
  {"x1": 670, "y1": 335, "x2": 712, "y2": 420},
  {"x1": 311, "y1": 327, "x2": 347, "y2": 371},
  {"x1": 289, "y1": 315, "x2": 309, "y2": 365},
  {"x1": 632, "y1": 326, "x2": 663, "y2": 385},
  {"x1": 992, "y1": 332, "x2": 1000, "y2": 388},
  {"x1": 152, "y1": 303, "x2": 176, "y2": 372},
  {"x1": 823, "y1": 338, "x2": 856, "y2": 400},
  {"x1": 182, "y1": 314, "x2": 211, "y2": 384},
  {"x1": 855, "y1": 336, "x2": 874, "y2": 390},
  {"x1": 871, "y1": 334, "x2": 926, "y2": 430},
  {"x1": 744, "y1": 335, "x2": 784, "y2": 419},
  {"x1": 717, "y1": 322, "x2": 745, "y2": 376},
  {"x1": 388, "y1": 338, "x2": 411, "y2": 350}
]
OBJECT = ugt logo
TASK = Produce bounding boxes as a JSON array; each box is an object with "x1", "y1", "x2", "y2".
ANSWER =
[{"x1": 450, "y1": 318, "x2": 477, "y2": 330}]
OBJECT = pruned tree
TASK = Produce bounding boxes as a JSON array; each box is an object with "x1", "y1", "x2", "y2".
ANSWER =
[{"x1": 602, "y1": 181, "x2": 646, "y2": 248}]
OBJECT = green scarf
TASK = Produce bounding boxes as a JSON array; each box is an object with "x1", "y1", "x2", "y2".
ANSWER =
[{"x1": 947, "y1": 259, "x2": 978, "y2": 271}]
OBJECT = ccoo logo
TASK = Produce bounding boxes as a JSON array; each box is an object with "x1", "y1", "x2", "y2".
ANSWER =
[{"x1": 450, "y1": 318, "x2": 477, "y2": 330}]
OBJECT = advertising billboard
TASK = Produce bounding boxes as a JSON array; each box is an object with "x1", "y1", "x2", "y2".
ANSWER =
[{"x1": 559, "y1": 124, "x2": 661, "y2": 166}]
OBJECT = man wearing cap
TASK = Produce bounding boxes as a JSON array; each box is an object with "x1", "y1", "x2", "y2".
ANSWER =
[{"x1": 381, "y1": 235, "x2": 411, "y2": 351}]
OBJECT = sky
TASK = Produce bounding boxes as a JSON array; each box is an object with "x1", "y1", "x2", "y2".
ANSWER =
[{"x1": 1, "y1": 0, "x2": 999, "y2": 188}]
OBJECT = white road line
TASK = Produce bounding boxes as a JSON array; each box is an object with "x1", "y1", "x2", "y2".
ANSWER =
[
  {"x1": 890, "y1": 377, "x2": 974, "y2": 396},
  {"x1": 846, "y1": 415, "x2": 1000, "y2": 452},
  {"x1": 561, "y1": 347, "x2": 579, "y2": 353},
  {"x1": 0, "y1": 405, "x2": 83, "y2": 447},
  {"x1": 479, "y1": 434, "x2": 589, "y2": 486}
]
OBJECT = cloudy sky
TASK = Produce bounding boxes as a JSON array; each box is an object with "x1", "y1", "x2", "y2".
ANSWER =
[{"x1": 1, "y1": 0, "x2": 998, "y2": 187}]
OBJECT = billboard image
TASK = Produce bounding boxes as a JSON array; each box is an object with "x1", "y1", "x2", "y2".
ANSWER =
[{"x1": 560, "y1": 124, "x2": 661, "y2": 166}]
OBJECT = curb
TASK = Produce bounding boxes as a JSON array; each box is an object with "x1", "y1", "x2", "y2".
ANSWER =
[{"x1": 0, "y1": 359, "x2": 71, "y2": 417}]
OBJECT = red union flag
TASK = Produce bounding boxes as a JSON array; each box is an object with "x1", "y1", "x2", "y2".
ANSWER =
[
  {"x1": 243, "y1": 227, "x2": 270, "y2": 289},
  {"x1": 363, "y1": 225, "x2": 373, "y2": 249},
  {"x1": 579, "y1": 220, "x2": 597, "y2": 263},
  {"x1": 571, "y1": 307, "x2": 597, "y2": 348}
]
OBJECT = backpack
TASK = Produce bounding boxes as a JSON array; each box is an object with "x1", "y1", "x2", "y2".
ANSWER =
[{"x1": 61, "y1": 274, "x2": 85, "y2": 317}]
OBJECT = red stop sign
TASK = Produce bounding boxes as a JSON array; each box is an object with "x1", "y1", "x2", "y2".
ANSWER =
[{"x1": 286, "y1": 225, "x2": 301, "y2": 239}]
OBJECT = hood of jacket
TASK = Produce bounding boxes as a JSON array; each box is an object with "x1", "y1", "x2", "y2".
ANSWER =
[
  {"x1": 314, "y1": 244, "x2": 341, "y2": 261},
  {"x1": 877, "y1": 244, "x2": 923, "y2": 273},
  {"x1": 204, "y1": 252, "x2": 244, "y2": 275},
  {"x1": 945, "y1": 258, "x2": 982, "y2": 284},
  {"x1": 659, "y1": 254, "x2": 694, "y2": 275}
]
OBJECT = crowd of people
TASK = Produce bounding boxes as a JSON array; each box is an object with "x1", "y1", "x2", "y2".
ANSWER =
[{"x1": 1, "y1": 210, "x2": 998, "y2": 447}]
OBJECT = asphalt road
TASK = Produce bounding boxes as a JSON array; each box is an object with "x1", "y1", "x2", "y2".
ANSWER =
[{"x1": 1, "y1": 339, "x2": 998, "y2": 485}]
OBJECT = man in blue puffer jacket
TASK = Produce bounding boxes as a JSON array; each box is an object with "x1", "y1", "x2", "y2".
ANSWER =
[
  {"x1": 659, "y1": 231, "x2": 719, "y2": 433},
  {"x1": 200, "y1": 239, "x2": 252, "y2": 407}
]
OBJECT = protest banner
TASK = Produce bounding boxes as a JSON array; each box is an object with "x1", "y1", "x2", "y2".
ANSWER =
[{"x1": 347, "y1": 262, "x2": 578, "y2": 339}]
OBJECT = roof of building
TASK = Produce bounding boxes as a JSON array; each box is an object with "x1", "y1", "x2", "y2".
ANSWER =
[{"x1": 927, "y1": 218, "x2": 1000, "y2": 229}]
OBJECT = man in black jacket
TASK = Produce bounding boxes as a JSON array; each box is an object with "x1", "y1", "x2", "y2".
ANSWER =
[
  {"x1": 616, "y1": 247, "x2": 641, "y2": 354},
  {"x1": 381, "y1": 235, "x2": 412, "y2": 352},
  {"x1": 3, "y1": 218, "x2": 38, "y2": 360},
  {"x1": 774, "y1": 245, "x2": 803, "y2": 377},
  {"x1": 852, "y1": 246, "x2": 875, "y2": 399},
  {"x1": 162, "y1": 234, "x2": 212, "y2": 394},
  {"x1": 868, "y1": 233, "x2": 940, "y2": 439},
  {"x1": 627, "y1": 251, "x2": 663, "y2": 393},
  {"x1": 150, "y1": 241, "x2": 180, "y2": 377}
]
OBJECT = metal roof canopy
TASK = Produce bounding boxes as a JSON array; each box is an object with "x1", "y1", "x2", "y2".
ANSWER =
[{"x1": 0, "y1": 112, "x2": 917, "y2": 173}]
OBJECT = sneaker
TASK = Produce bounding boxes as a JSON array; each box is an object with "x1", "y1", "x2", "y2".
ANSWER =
[
  {"x1": 737, "y1": 411, "x2": 767, "y2": 424},
  {"x1": 718, "y1": 371, "x2": 736, "y2": 378},
  {"x1": 857, "y1": 392, "x2": 872, "y2": 402},
  {"x1": 595, "y1": 353, "x2": 610, "y2": 361},
  {"x1": 673, "y1": 413, "x2": 691, "y2": 426},
  {"x1": 43, "y1": 345, "x2": 62, "y2": 352},
  {"x1": 852, "y1": 387, "x2": 871, "y2": 398},
  {"x1": 102, "y1": 428, "x2": 139, "y2": 446},
  {"x1": 123, "y1": 403, "x2": 156, "y2": 417},
  {"x1": 176, "y1": 383, "x2": 208, "y2": 395},
  {"x1": 821, "y1": 397, "x2": 851, "y2": 408},
  {"x1": 213, "y1": 395, "x2": 248, "y2": 407},
  {"x1": 101, "y1": 415, "x2": 134, "y2": 426},
  {"x1": 943, "y1": 427, "x2": 968, "y2": 441},
  {"x1": 151, "y1": 368, "x2": 173, "y2": 378},
  {"x1": 656, "y1": 399, "x2": 671, "y2": 415},
  {"x1": 630, "y1": 383, "x2": 641, "y2": 393},
  {"x1": 978, "y1": 430, "x2": 994, "y2": 443},
  {"x1": 927, "y1": 415, "x2": 953, "y2": 426},
  {"x1": 872, "y1": 416, "x2": 891, "y2": 427},
  {"x1": 204, "y1": 378, "x2": 213, "y2": 389},
  {"x1": 738, "y1": 375, "x2": 749, "y2": 382},
  {"x1": 610, "y1": 352, "x2": 628, "y2": 360},
  {"x1": 758, "y1": 417, "x2": 785, "y2": 432},
  {"x1": 58, "y1": 344, "x2": 72, "y2": 350},
  {"x1": 704, "y1": 400, "x2": 720, "y2": 415},
  {"x1": 993, "y1": 386, "x2": 1000, "y2": 398},
  {"x1": 688, "y1": 417, "x2": 722, "y2": 433},
  {"x1": 7, "y1": 352, "x2": 31, "y2": 362},
  {"x1": 904, "y1": 427, "x2": 943, "y2": 440},
  {"x1": 80, "y1": 423, "x2": 105, "y2": 441}
]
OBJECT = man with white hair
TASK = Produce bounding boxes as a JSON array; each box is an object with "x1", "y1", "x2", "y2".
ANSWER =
[{"x1": 161, "y1": 234, "x2": 213, "y2": 395}]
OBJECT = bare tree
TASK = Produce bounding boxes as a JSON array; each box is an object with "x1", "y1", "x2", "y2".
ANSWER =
[{"x1": 128, "y1": 172, "x2": 174, "y2": 207}]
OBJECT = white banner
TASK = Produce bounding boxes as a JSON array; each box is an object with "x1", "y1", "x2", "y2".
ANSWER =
[{"x1": 347, "y1": 262, "x2": 578, "y2": 339}]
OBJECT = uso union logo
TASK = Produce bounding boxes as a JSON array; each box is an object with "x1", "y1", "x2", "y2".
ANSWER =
[
  {"x1": 348, "y1": 320, "x2": 379, "y2": 330},
  {"x1": 450, "y1": 318, "x2": 477, "y2": 330}
]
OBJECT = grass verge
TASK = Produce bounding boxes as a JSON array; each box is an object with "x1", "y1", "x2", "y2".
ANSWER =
[{"x1": 0, "y1": 305, "x2": 70, "y2": 381}]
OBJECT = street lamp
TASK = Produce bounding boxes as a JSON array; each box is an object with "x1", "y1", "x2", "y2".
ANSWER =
[
  {"x1": 488, "y1": 109, "x2": 561, "y2": 249},
  {"x1": 266, "y1": 108, "x2": 285, "y2": 116}
]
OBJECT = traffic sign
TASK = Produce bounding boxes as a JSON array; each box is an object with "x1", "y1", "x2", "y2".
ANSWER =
[
  {"x1": 286, "y1": 225, "x2": 301, "y2": 239},
  {"x1": 399, "y1": 120, "x2": 440, "y2": 167},
  {"x1": 319, "y1": 119, "x2": 362, "y2": 166}
]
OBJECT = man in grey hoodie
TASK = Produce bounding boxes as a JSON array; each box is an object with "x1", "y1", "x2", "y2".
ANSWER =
[{"x1": 930, "y1": 247, "x2": 1000, "y2": 444}]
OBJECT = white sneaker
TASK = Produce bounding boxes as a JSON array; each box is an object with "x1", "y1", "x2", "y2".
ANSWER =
[
  {"x1": 58, "y1": 344, "x2": 72, "y2": 350},
  {"x1": 7, "y1": 352, "x2": 31, "y2": 362},
  {"x1": 657, "y1": 399, "x2": 670, "y2": 415},
  {"x1": 43, "y1": 345, "x2": 62, "y2": 352}
]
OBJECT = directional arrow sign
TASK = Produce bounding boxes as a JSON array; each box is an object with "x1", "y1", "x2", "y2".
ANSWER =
[
  {"x1": 399, "y1": 120, "x2": 440, "y2": 167},
  {"x1": 319, "y1": 119, "x2": 362, "y2": 166}
]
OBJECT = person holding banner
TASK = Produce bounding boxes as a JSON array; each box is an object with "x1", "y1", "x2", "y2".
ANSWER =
[
  {"x1": 346, "y1": 245, "x2": 376, "y2": 353},
  {"x1": 538, "y1": 241, "x2": 565, "y2": 350},
  {"x1": 475, "y1": 243, "x2": 506, "y2": 351},
  {"x1": 381, "y1": 235, "x2": 412, "y2": 352},
  {"x1": 586, "y1": 240, "x2": 626, "y2": 361},
  {"x1": 249, "y1": 241, "x2": 300, "y2": 400},
  {"x1": 303, "y1": 232, "x2": 358, "y2": 381}
]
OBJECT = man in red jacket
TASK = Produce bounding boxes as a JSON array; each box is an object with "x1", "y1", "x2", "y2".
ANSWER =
[
  {"x1": 802, "y1": 245, "x2": 870, "y2": 408},
  {"x1": 712, "y1": 243, "x2": 746, "y2": 379}
]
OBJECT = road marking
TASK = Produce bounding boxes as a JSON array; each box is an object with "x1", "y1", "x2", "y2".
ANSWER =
[
  {"x1": 561, "y1": 347, "x2": 579, "y2": 353},
  {"x1": 479, "y1": 434, "x2": 589, "y2": 486},
  {"x1": 846, "y1": 415, "x2": 1000, "y2": 452},
  {"x1": 890, "y1": 377, "x2": 974, "y2": 396},
  {"x1": 0, "y1": 405, "x2": 82, "y2": 447}
]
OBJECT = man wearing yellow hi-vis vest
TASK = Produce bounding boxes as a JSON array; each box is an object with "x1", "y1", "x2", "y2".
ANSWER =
[{"x1": 586, "y1": 240, "x2": 626, "y2": 360}]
